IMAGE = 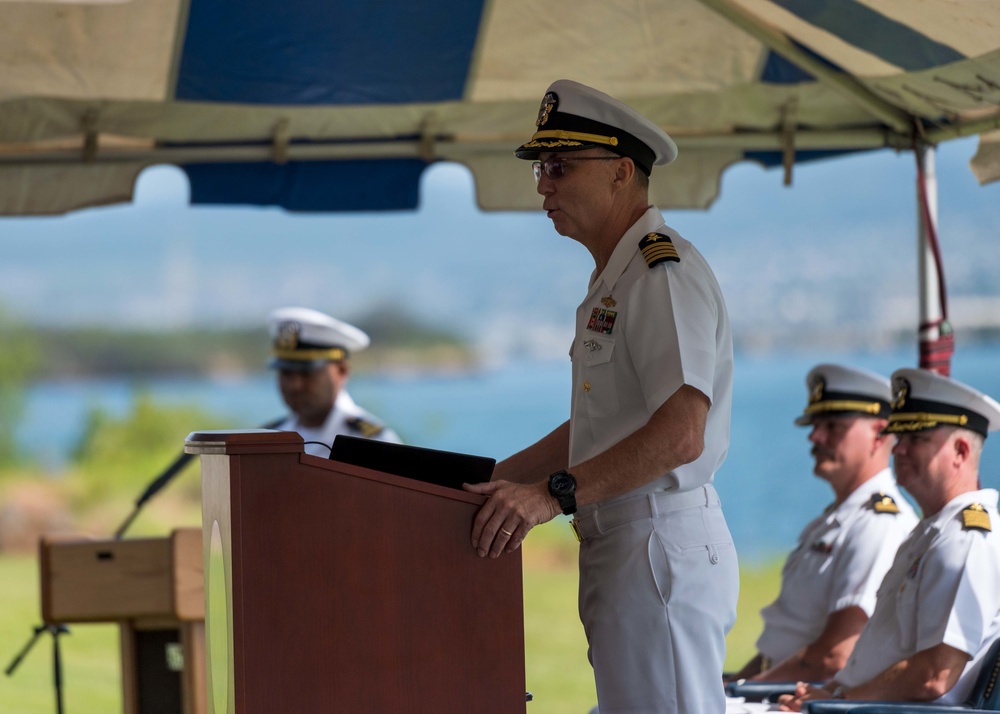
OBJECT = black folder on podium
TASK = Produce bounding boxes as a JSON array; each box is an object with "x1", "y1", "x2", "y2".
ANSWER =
[{"x1": 328, "y1": 435, "x2": 495, "y2": 490}]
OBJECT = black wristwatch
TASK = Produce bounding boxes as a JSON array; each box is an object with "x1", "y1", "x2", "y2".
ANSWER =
[{"x1": 548, "y1": 470, "x2": 577, "y2": 515}]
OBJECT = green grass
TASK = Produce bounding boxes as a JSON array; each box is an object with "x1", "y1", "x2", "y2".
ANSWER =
[
  {"x1": 0, "y1": 555, "x2": 121, "y2": 713},
  {"x1": 0, "y1": 525, "x2": 783, "y2": 714}
]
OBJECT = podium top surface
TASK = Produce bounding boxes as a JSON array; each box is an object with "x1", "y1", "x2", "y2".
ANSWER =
[{"x1": 185, "y1": 429, "x2": 303, "y2": 455}]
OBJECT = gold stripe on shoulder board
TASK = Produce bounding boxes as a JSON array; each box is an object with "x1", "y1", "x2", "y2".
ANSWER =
[
  {"x1": 962, "y1": 503, "x2": 992, "y2": 532},
  {"x1": 870, "y1": 492, "x2": 901, "y2": 514},
  {"x1": 346, "y1": 417, "x2": 385, "y2": 438},
  {"x1": 638, "y1": 232, "x2": 679, "y2": 268}
]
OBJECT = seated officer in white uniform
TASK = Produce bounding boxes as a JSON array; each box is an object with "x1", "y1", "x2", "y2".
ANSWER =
[
  {"x1": 729, "y1": 365, "x2": 918, "y2": 684},
  {"x1": 268, "y1": 306, "x2": 401, "y2": 456},
  {"x1": 780, "y1": 368, "x2": 1000, "y2": 710}
]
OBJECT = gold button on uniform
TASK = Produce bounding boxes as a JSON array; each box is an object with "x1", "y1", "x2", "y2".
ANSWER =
[{"x1": 583, "y1": 381, "x2": 592, "y2": 392}]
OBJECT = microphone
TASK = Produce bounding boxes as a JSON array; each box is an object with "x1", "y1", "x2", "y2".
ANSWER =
[
  {"x1": 113, "y1": 452, "x2": 195, "y2": 539},
  {"x1": 113, "y1": 417, "x2": 285, "y2": 539}
]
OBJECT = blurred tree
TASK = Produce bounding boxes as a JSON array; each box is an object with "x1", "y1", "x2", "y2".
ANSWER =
[
  {"x1": 69, "y1": 393, "x2": 226, "y2": 509},
  {"x1": 0, "y1": 307, "x2": 41, "y2": 467}
]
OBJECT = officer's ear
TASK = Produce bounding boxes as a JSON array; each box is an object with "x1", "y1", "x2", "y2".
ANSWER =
[
  {"x1": 612, "y1": 156, "x2": 636, "y2": 188},
  {"x1": 328, "y1": 360, "x2": 350, "y2": 387}
]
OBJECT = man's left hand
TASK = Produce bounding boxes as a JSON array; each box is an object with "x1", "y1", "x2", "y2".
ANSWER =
[
  {"x1": 464, "y1": 480, "x2": 559, "y2": 558},
  {"x1": 777, "y1": 682, "x2": 836, "y2": 711}
]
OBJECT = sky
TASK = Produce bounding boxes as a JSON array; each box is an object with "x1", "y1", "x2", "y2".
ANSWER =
[{"x1": 1, "y1": 136, "x2": 998, "y2": 359}]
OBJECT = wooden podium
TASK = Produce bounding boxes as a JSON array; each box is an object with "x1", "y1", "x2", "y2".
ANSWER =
[
  {"x1": 186, "y1": 429, "x2": 526, "y2": 714},
  {"x1": 39, "y1": 528, "x2": 207, "y2": 714}
]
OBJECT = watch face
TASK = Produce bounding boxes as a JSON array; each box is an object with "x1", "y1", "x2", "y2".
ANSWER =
[{"x1": 550, "y1": 473, "x2": 575, "y2": 495}]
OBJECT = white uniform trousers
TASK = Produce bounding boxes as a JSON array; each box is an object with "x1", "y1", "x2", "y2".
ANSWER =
[{"x1": 578, "y1": 487, "x2": 739, "y2": 713}]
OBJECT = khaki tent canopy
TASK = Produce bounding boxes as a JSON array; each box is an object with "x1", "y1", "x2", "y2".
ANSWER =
[{"x1": 1, "y1": 0, "x2": 999, "y2": 215}]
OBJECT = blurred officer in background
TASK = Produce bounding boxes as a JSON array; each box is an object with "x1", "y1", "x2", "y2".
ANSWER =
[
  {"x1": 780, "y1": 368, "x2": 1000, "y2": 710},
  {"x1": 268, "y1": 306, "x2": 400, "y2": 456},
  {"x1": 729, "y1": 364, "x2": 918, "y2": 684}
]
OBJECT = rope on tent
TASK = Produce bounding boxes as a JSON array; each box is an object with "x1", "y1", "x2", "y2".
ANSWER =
[{"x1": 914, "y1": 146, "x2": 954, "y2": 376}]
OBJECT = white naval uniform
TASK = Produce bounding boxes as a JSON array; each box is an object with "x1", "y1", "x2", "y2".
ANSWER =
[
  {"x1": 572, "y1": 206, "x2": 738, "y2": 713},
  {"x1": 275, "y1": 389, "x2": 401, "y2": 457},
  {"x1": 756, "y1": 468, "x2": 919, "y2": 664},
  {"x1": 837, "y1": 489, "x2": 1000, "y2": 705}
]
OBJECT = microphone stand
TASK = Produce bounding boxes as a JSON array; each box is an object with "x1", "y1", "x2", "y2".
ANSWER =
[
  {"x1": 113, "y1": 451, "x2": 195, "y2": 539},
  {"x1": 5, "y1": 623, "x2": 70, "y2": 714},
  {"x1": 114, "y1": 418, "x2": 285, "y2": 539}
]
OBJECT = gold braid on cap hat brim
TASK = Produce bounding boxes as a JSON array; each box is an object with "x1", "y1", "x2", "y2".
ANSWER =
[
  {"x1": 804, "y1": 400, "x2": 883, "y2": 416},
  {"x1": 522, "y1": 129, "x2": 620, "y2": 149},
  {"x1": 273, "y1": 347, "x2": 346, "y2": 362},
  {"x1": 886, "y1": 411, "x2": 969, "y2": 430}
]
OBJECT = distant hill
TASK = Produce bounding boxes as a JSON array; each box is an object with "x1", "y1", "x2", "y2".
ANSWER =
[
  {"x1": 0, "y1": 137, "x2": 997, "y2": 358},
  {"x1": 5, "y1": 305, "x2": 474, "y2": 379}
]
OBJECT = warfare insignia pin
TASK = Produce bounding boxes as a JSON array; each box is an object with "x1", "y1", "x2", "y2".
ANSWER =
[
  {"x1": 536, "y1": 92, "x2": 558, "y2": 127},
  {"x1": 962, "y1": 503, "x2": 992, "y2": 532},
  {"x1": 586, "y1": 307, "x2": 617, "y2": 335},
  {"x1": 639, "y1": 232, "x2": 680, "y2": 268},
  {"x1": 583, "y1": 339, "x2": 602, "y2": 351},
  {"x1": 870, "y1": 492, "x2": 901, "y2": 514},
  {"x1": 601, "y1": 295, "x2": 617, "y2": 308}
]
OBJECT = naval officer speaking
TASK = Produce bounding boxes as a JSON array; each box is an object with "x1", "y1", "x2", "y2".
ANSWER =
[{"x1": 464, "y1": 79, "x2": 738, "y2": 713}]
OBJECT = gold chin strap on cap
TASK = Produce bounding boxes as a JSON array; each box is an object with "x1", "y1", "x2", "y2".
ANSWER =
[
  {"x1": 529, "y1": 129, "x2": 619, "y2": 147},
  {"x1": 273, "y1": 347, "x2": 346, "y2": 362}
]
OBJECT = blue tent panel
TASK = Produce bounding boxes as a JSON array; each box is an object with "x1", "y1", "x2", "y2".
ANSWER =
[
  {"x1": 182, "y1": 159, "x2": 428, "y2": 211},
  {"x1": 745, "y1": 147, "x2": 876, "y2": 168},
  {"x1": 773, "y1": 0, "x2": 965, "y2": 70},
  {"x1": 175, "y1": 0, "x2": 488, "y2": 104}
]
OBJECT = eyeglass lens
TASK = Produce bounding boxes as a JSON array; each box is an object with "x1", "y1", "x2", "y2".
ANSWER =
[
  {"x1": 532, "y1": 156, "x2": 619, "y2": 183},
  {"x1": 532, "y1": 158, "x2": 566, "y2": 183}
]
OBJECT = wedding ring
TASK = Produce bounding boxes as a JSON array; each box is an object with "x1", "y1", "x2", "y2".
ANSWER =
[{"x1": 500, "y1": 528, "x2": 513, "y2": 536}]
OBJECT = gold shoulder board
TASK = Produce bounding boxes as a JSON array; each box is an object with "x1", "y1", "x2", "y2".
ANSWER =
[
  {"x1": 962, "y1": 503, "x2": 992, "y2": 532},
  {"x1": 346, "y1": 417, "x2": 385, "y2": 438},
  {"x1": 870, "y1": 493, "x2": 901, "y2": 514},
  {"x1": 638, "y1": 232, "x2": 680, "y2": 268}
]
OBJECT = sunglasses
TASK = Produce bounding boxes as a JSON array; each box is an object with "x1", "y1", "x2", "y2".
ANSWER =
[{"x1": 532, "y1": 156, "x2": 620, "y2": 183}]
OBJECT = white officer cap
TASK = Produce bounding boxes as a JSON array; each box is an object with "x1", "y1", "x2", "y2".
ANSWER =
[
  {"x1": 885, "y1": 368, "x2": 1000, "y2": 438},
  {"x1": 514, "y1": 79, "x2": 677, "y2": 175},
  {"x1": 267, "y1": 306, "x2": 370, "y2": 371},
  {"x1": 795, "y1": 364, "x2": 892, "y2": 426}
]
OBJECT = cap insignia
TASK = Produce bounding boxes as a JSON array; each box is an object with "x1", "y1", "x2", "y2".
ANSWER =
[
  {"x1": 809, "y1": 378, "x2": 826, "y2": 405},
  {"x1": 962, "y1": 503, "x2": 992, "y2": 532},
  {"x1": 275, "y1": 321, "x2": 301, "y2": 351},
  {"x1": 346, "y1": 417, "x2": 384, "y2": 438},
  {"x1": 892, "y1": 379, "x2": 909, "y2": 410},
  {"x1": 639, "y1": 232, "x2": 680, "y2": 268},
  {"x1": 870, "y1": 492, "x2": 901, "y2": 514},
  {"x1": 536, "y1": 92, "x2": 558, "y2": 127}
]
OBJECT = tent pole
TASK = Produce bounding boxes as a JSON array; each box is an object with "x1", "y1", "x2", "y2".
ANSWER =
[{"x1": 915, "y1": 143, "x2": 954, "y2": 375}]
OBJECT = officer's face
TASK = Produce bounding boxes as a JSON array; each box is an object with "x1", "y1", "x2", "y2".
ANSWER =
[
  {"x1": 278, "y1": 361, "x2": 349, "y2": 427},
  {"x1": 891, "y1": 427, "x2": 953, "y2": 494},
  {"x1": 535, "y1": 150, "x2": 622, "y2": 242},
  {"x1": 808, "y1": 415, "x2": 878, "y2": 484}
]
